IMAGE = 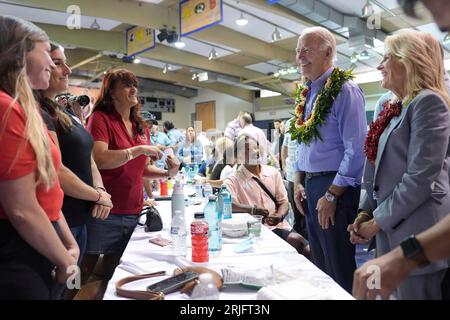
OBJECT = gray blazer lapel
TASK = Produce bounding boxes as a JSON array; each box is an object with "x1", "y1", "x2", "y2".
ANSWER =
[{"x1": 374, "y1": 105, "x2": 409, "y2": 178}]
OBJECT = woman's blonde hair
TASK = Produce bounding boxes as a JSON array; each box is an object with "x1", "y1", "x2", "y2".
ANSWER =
[
  {"x1": 385, "y1": 29, "x2": 450, "y2": 107},
  {"x1": 0, "y1": 16, "x2": 56, "y2": 189}
]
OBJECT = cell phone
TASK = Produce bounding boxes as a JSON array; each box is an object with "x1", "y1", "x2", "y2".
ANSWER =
[{"x1": 146, "y1": 271, "x2": 198, "y2": 294}]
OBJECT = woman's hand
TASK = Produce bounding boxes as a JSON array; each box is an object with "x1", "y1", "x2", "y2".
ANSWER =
[
  {"x1": 144, "y1": 199, "x2": 158, "y2": 207},
  {"x1": 141, "y1": 145, "x2": 163, "y2": 161},
  {"x1": 264, "y1": 214, "x2": 282, "y2": 226},
  {"x1": 166, "y1": 155, "x2": 180, "y2": 177},
  {"x1": 91, "y1": 203, "x2": 111, "y2": 220},
  {"x1": 348, "y1": 212, "x2": 371, "y2": 244},
  {"x1": 253, "y1": 207, "x2": 269, "y2": 217},
  {"x1": 96, "y1": 189, "x2": 113, "y2": 208}
]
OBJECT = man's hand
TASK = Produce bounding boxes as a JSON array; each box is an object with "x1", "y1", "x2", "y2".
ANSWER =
[
  {"x1": 91, "y1": 204, "x2": 111, "y2": 220},
  {"x1": 316, "y1": 196, "x2": 337, "y2": 229},
  {"x1": 353, "y1": 247, "x2": 416, "y2": 300},
  {"x1": 294, "y1": 183, "x2": 306, "y2": 215}
]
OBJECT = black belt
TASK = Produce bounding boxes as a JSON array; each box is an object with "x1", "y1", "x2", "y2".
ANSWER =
[{"x1": 304, "y1": 171, "x2": 337, "y2": 179}]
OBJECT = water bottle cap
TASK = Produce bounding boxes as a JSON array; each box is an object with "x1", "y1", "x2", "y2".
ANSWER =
[
  {"x1": 208, "y1": 195, "x2": 217, "y2": 201},
  {"x1": 194, "y1": 212, "x2": 204, "y2": 219}
]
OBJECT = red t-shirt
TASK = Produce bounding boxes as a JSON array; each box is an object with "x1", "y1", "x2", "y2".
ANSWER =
[
  {"x1": 87, "y1": 110, "x2": 151, "y2": 214},
  {"x1": 0, "y1": 90, "x2": 63, "y2": 221}
]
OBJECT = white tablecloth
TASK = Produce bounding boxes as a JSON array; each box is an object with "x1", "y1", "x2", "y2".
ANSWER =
[{"x1": 103, "y1": 199, "x2": 354, "y2": 300}]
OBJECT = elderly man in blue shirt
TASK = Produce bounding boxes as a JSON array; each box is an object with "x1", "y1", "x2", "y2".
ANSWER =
[{"x1": 293, "y1": 27, "x2": 367, "y2": 293}]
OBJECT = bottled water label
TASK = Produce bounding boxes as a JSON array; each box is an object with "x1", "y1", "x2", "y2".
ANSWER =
[{"x1": 223, "y1": 202, "x2": 232, "y2": 219}]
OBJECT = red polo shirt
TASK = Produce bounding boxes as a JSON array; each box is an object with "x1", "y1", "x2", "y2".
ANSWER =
[
  {"x1": 87, "y1": 110, "x2": 150, "y2": 215},
  {"x1": 0, "y1": 90, "x2": 63, "y2": 221}
]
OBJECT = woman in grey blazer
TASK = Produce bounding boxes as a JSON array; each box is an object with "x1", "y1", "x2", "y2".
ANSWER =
[{"x1": 348, "y1": 30, "x2": 450, "y2": 299}]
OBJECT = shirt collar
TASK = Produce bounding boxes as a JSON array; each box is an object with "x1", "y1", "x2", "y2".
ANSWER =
[
  {"x1": 237, "y1": 165, "x2": 271, "y2": 182},
  {"x1": 310, "y1": 66, "x2": 334, "y2": 91}
]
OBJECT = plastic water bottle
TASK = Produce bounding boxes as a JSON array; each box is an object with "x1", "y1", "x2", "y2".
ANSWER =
[
  {"x1": 204, "y1": 195, "x2": 222, "y2": 253},
  {"x1": 220, "y1": 184, "x2": 232, "y2": 219},
  {"x1": 171, "y1": 210, "x2": 187, "y2": 257},
  {"x1": 191, "y1": 212, "x2": 209, "y2": 263},
  {"x1": 171, "y1": 180, "x2": 185, "y2": 219},
  {"x1": 203, "y1": 183, "x2": 213, "y2": 199},
  {"x1": 195, "y1": 180, "x2": 203, "y2": 199},
  {"x1": 191, "y1": 273, "x2": 219, "y2": 300}
]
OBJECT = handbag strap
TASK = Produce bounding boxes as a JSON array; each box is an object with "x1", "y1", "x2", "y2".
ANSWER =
[
  {"x1": 251, "y1": 176, "x2": 279, "y2": 210},
  {"x1": 115, "y1": 271, "x2": 166, "y2": 300}
]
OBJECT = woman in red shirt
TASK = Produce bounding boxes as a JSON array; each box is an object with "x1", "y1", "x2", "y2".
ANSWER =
[
  {"x1": 0, "y1": 16, "x2": 78, "y2": 299},
  {"x1": 84, "y1": 69, "x2": 179, "y2": 290}
]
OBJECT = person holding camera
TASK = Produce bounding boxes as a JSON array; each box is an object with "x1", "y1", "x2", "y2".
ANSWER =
[
  {"x1": 84, "y1": 69, "x2": 179, "y2": 298},
  {"x1": 34, "y1": 42, "x2": 113, "y2": 299}
]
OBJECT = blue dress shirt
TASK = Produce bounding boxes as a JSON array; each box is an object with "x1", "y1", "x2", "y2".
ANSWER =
[{"x1": 294, "y1": 67, "x2": 367, "y2": 187}]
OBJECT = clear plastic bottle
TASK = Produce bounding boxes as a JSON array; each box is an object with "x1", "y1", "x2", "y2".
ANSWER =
[
  {"x1": 171, "y1": 180, "x2": 185, "y2": 219},
  {"x1": 220, "y1": 184, "x2": 232, "y2": 219},
  {"x1": 203, "y1": 195, "x2": 222, "y2": 253},
  {"x1": 191, "y1": 212, "x2": 209, "y2": 263},
  {"x1": 171, "y1": 210, "x2": 187, "y2": 257},
  {"x1": 195, "y1": 180, "x2": 203, "y2": 199},
  {"x1": 191, "y1": 273, "x2": 219, "y2": 300},
  {"x1": 203, "y1": 183, "x2": 213, "y2": 199}
]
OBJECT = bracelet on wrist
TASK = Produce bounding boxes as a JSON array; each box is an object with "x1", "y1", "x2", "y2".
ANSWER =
[
  {"x1": 95, "y1": 190, "x2": 101, "y2": 203},
  {"x1": 95, "y1": 186, "x2": 106, "y2": 192},
  {"x1": 358, "y1": 211, "x2": 371, "y2": 219},
  {"x1": 125, "y1": 148, "x2": 133, "y2": 161}
]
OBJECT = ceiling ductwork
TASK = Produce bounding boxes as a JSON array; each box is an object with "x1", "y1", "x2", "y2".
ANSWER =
[
  {"x1": 137, "y1": 77, "x2": 198, "y2": 98},
  {"x1": 277, "y1": 0, "x2": 387, "y2": 50}
]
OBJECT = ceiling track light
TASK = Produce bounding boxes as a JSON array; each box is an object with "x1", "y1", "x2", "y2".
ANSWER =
[
  {"x1": 90, "y1": 18, "x2": 100, "y2": 30},
  {"x1": 208, "y1": 47, "x2": 218, "y2": 60},
  {"x1": 162, "y1": 63, "x2": 171, "y2": 74},
  {"x1": 361, "y1": 0, "x2": 374, "y2": 18},
  {"x1": 271, "y1": 27, "x2": 282, "y2": 42},
  {"x1": 236, "y1": 12, "x2": 248, "y2": 26}
]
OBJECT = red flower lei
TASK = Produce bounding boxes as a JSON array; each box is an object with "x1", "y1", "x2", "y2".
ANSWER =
[{"x1": 364, "y1": 99, "x2": 402, "y2": 164}]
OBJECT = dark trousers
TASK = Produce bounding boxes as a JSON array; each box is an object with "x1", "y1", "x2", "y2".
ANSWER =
[
  {"x1": 304, "y1": 173, "x2": 359, "y2": 293},
  {"x1": 287, "y1": 180, "x2": 308, "y2": 239}
]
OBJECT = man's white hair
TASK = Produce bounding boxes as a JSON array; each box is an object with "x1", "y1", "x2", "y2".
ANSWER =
[{"x1": 300, "y1": 26, "x2": 337, "y2": 62}]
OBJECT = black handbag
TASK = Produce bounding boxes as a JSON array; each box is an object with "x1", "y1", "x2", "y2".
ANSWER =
[{"x1": 137, "y1": 206, "x2": 163, "y2": 232}]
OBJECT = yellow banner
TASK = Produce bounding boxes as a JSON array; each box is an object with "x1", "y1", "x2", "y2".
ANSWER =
[
  {"x1": 180, "y1": 0, "x2": 223, "y2": 36},
  {"x1": 126, "y1": 26, "x2": 155, "y2": 56}
]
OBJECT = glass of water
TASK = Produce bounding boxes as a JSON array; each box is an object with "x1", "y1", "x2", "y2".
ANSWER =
[{"x1": 247, "y1": 215, "x2": 263, "y2": 238}]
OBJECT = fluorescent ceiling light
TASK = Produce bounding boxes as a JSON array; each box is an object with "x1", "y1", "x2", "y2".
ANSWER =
[{"x1": 260, "y1": 89, "x2": 281, "y2": 98}]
